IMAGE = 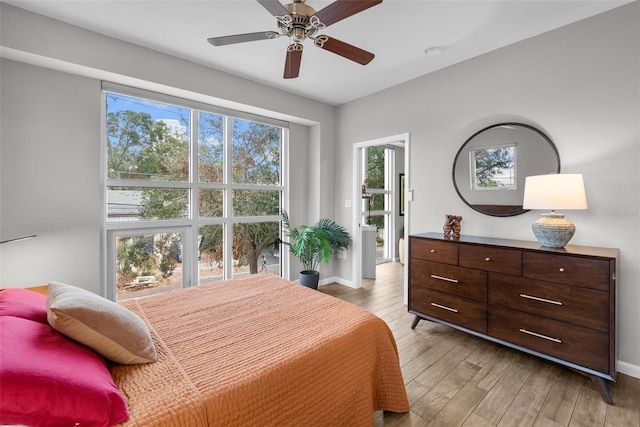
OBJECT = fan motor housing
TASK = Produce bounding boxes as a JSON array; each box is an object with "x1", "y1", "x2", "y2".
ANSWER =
[
  {"x1": 282, "y1": 1, "x2": 318, "y2": 41},
  {"x1": 284, "y1": 1, "x2": 316, "y2": 24},
  {"x1": 285, "y1": 0, "x2": 317, "y2": 16}
]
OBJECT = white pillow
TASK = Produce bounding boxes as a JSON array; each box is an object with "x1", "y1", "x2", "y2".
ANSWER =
[{"x1": 47, "y1": 282, "x2": 157, "y2": 364}]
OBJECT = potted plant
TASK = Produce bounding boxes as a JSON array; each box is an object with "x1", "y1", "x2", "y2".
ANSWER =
[{"x1": 280, "y1": 211, "x2": 351, "y2": 289}]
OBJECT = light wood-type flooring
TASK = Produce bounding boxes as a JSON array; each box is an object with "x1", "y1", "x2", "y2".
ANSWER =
[{"x1": 320, "y1": 262, "x2": 640, "y2": 427}]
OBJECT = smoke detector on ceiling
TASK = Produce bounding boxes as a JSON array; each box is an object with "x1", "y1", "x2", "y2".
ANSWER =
[{"x1": 424, "y1": 46, "x2": 443, "y2": 57}]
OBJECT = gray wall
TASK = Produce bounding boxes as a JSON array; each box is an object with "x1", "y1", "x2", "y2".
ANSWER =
[
  {"x1": 0, "y1": 61, "x2": 103, "y2": 290},
  {"x1": 0, "y1": 3, "x2": 337, "y2": 289},
  {"x1": 335, "y1": 3, "x2": 639, "y2": 376}
]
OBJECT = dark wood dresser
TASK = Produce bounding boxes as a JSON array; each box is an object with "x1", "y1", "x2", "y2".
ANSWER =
[{"x1": 408, "y1": 232, "x2": 619, "y2": 404}]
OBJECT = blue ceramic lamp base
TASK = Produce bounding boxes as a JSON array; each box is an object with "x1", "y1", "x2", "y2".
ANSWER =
[{"x1": 531, "y1": 212, "x2": 576, "y2": 248}]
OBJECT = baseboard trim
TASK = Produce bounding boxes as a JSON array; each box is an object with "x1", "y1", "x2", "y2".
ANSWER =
[
  {"x1": 318, "y1": 276, "x2": 355, "y2": 289},
  {"x1": 618, "y1": 360, "x2": 640, "y2": 379}
]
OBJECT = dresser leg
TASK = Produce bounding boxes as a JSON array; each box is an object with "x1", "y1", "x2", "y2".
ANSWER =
[
  {"x1": 590, "y1": 375, "x2": 614, "y2": 404},
  {"x1": 411, "y1": 316, "x2": 421, "y2": 329}
]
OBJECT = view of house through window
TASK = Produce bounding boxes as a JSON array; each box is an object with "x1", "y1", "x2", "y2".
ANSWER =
[{"x1": 104, "y1": 87, "x2": 286, "y2": 300}]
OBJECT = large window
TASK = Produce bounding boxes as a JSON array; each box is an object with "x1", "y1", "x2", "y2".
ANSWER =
[{"x1": 103, "y1": 85, "x2": 287, "y2": 300}]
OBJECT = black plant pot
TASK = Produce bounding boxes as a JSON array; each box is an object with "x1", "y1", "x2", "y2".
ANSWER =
[{"x1": 298, "y1": 270, "x2": 320, "y2": 290}]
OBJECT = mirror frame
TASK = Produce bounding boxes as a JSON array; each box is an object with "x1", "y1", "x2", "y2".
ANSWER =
[{"x1": 452, "y1": 122, "x2": 560, "y2": 217}]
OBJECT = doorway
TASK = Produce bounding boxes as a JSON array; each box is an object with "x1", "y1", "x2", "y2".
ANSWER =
[
  {"x1": 352, "y1": 133, "x2": 410, "y2": 304},
  {"x1": 362, "y1": 145, "x2": 395, "y2": 263}
]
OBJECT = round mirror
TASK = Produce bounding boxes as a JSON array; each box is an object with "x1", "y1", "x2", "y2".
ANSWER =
[{"x1": 452, "y1": 123, "x2": 560, "y2": 217}]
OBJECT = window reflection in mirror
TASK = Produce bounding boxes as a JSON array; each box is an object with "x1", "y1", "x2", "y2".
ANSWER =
[
  {"x1": 470, "y1": 143, "x2": 516, "y2": 190},
  {"x1": 453, "y1": 123, "x2": 560, "y2": 217}
]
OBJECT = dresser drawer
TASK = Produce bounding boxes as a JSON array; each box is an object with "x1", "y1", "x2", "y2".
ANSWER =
[
  {"x1": 411, "y1": 258, "x2": 487, "y2": 302},
  {"x1": 410, "y1": 237, "x2": 458, "y2": 265},
  {"x1": 522, "y1": 252, "x2": 611, "y2": 291},
  {"x1": 489, "y1": 307, "x2": 609, "y2": 373},
  {"x1": 488, "y1": 273, "x2": 609, "y2": 332},
  {"x1": 410, "y1": 286, "x2": 487, "y2": 334},
  {"x1": 459, "y1": 244, "x2": 522, "y2": 276}
]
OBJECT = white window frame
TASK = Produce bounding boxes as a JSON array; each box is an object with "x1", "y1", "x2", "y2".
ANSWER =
[
  {"x1": 469, "y1": 143, "x2": 517, "y2": 191},
  {"x1": 101, "y1": 83, "x2": 289, "y2": 300}
]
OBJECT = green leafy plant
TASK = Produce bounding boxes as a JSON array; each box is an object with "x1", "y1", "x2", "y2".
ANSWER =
[{"x1": 280, "y1": 211, "x2": 351, "y2": 272}]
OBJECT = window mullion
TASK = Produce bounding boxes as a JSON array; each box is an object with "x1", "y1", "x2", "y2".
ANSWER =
[
  {"x1": 281, "y1": 128, "x2": 289, "y2": 279},
  {"x1": 105, "y1": 219, "x2": 191, "y2": 231},
  {"x1": 187, "y1": 110, "x2": 200, "y2": 288},
  {"x1": 223, "y1": 116, "x2": 234, "y2": 280},
  {"x1": 106, "y1": 179, "x2": 192, "y2": 189}
]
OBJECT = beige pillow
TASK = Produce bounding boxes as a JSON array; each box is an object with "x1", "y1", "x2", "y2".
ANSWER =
[{"x1": 47, "y1": 282, "x2": 157, "y2": 364}]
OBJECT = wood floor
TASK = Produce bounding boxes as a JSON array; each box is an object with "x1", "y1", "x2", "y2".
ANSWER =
[{"x1": 320, "y1": 262, "x2": 640, "y2": 427}]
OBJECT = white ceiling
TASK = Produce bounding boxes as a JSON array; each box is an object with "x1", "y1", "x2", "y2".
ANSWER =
[{"x1": 4, "y1": 0, "x2": 631, "y2": 105}]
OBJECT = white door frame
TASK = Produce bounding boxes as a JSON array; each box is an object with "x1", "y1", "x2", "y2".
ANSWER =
[{"x1": 352, "y1": 133, "x2": 410, "y2": 304}]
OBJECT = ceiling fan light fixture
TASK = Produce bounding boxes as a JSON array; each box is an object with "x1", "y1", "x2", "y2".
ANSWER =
[
  {"x1": 208, "y1": 0, "x2": 382, "y2": 78},
  {"x1": 291, "y1": 27, "x2": 307, "y2": 42},
  {"x1": 309, "y1": 15, "x2": 326, "y2": 30},
  {"x1": 276, "y1": 15, "x2": 292, "y2": 31}
]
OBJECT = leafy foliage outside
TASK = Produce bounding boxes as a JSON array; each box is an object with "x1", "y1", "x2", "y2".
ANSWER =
[
  {"x1": 473, "y1": 147, "x2": 515, "y2": 188},
  {"x1": 107, "y1": 110, "x2": 189, "y2": 181},
  {"x1": 115, "y1": 233, "x2": 180, "y2": 286},
  {"x1": 107, "y1": 95, "x2": 282, "y2": 287},
  {"x1": 365, "y1": 146, "x2": 386, "y2": 244}
]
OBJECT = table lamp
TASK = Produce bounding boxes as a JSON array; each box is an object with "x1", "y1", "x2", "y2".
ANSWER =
[{"x1": 522, "y1": 174, "x2": 587, "y2": 248}]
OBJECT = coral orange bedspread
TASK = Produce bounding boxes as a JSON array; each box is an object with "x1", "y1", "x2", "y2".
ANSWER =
[{"x1": 111, "y1": 274, "x2": 409, "y2": 426}]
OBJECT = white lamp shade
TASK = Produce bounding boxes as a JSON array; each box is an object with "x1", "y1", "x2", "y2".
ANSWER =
[{"x1": 522, "y1": 174, "x2": 588, "y2": 210}]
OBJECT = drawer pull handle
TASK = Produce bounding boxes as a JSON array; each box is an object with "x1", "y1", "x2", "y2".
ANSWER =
[
  {"x1": 559, "y1": 267, "x2": 565, "y2": 272},
  {"x1": 430, "y1": 249, "x2": 436, "y2": 253},
  {"x1": 430, "y1": 302, "x2": 458, "y2": 313},
  {"x1": 519, "y1": 294, "x2": 563, "y2": 306},
  {"x1": 519, "y1": 328, "x2": 562, "y2": 343},
  {"x1": 485, "y1": 257, "x2": 491, "y2": 262},
  {"x1": 431, "y1": 274, "x2": 459, "y2": 283}
]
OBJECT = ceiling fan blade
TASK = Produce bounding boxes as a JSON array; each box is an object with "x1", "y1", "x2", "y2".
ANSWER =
[
  {"x1": 207, "y1": 31, "x2": 279, "y2": 46},
  {"x1": 284, "y1": 44, "x2": 303, "y2": 79},
  {"x1": 314, "y1": 36, "x2": 374, "y2": 65},
  {"x1": 257, "y1": 0, "x2": 289, "y2": 17},
  {"x1": 312, "y1": 0, "x2": 382, "y2": 27}
]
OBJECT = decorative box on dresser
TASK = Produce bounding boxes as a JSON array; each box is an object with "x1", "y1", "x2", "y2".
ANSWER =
[{"x1": 408, "y1": 232, "x2": 619, "y2": 404}]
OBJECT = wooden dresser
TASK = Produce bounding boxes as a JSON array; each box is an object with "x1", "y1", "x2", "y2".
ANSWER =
[{"x1": 408, "y1": 232, "x2": 619, "y2": 404}]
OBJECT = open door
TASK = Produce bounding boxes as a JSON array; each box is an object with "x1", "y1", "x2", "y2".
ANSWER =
[{"x1": 352, "y1": 133, "x2": 410, "y2": 305}]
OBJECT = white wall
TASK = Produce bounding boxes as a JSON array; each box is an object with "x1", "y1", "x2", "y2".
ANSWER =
[
  {"x1": 335, "y1": 3, "x2": 639, "y2": 376},
  {"x1": 0, "y1": 61, "x2": 103, "y2": 290},
  {"x1": 0, "y1": 3, "x2": 337, "y2": 289}
]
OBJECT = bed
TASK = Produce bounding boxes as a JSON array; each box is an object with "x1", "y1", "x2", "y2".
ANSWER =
[{"x1": 1, "y1": 274, "x2": 409, "y2": 426}]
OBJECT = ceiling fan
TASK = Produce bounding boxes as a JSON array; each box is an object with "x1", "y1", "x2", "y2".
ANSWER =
[{"x1": 207, "y1": 0, "x2": 382, "y2": 79}]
